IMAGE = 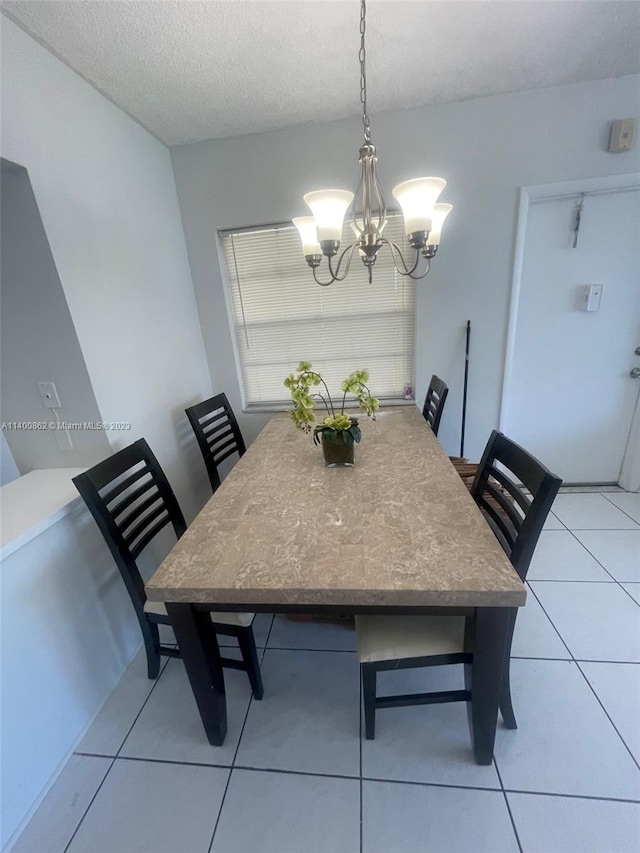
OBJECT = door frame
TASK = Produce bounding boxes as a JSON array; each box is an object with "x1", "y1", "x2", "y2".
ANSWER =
[{"x1": 499, "y1": 172, "x2": 640, "y2": 489}]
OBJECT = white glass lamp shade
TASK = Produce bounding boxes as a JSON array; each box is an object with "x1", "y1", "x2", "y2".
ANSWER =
[
  {"x1": 426, "y1": 203, "x2": 452, "y2": 247},
  {"x1": 292, "y1": 216, "x2": 321, "y2": 256},
  {"x1": 392, "y1": 177, "x2": 447, "y2": 236},
  {"x1": 303, "y1": 189, "x2": 354, "y2": 243}
]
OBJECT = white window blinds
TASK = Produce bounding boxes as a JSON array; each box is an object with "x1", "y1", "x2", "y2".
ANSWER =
[{"x1": 220, "y1": 214, "x2": 415, "y2": 407}]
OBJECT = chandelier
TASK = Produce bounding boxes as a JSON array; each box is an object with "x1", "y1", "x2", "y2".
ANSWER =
[{"x1": 293, "y1": 0, "x2": 452, "y2": 286}]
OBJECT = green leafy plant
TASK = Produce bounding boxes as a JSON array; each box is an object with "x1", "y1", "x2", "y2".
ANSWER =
[{"x1": 284, "y1": 360, "x2": 379, "y2": 445}]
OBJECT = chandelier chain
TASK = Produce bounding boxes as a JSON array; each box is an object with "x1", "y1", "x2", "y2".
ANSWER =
[{"x1": 359, "y1": 0, "x2": 371, "y2": 143}]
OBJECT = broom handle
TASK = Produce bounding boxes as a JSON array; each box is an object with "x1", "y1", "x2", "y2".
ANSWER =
[{"x1": 460, "y1": 320, "x2": 471, "y2": 458}]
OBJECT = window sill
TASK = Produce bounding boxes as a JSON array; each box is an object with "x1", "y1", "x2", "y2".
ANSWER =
[{"x1": 242, "y1": 398, "x2": 418, "y2": 415}]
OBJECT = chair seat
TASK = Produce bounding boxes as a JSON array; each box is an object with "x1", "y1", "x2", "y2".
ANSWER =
[
  {"x1": 144, "y1": 600, "x2": 254, "y2": 628},
  {"x1": 355, "y1": 615, "x2": 466, "y2": 663}
]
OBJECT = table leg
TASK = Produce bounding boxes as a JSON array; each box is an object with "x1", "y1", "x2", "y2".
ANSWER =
[
  {"x1": 465, "y1": 606, "x2": 512, "y2": 765},
  {"x1": 166, "y1": 603, "x2": 227, "y2": 746}
]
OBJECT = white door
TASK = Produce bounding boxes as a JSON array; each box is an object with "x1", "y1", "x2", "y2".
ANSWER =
[{"x1": 504, "y1": 188, "x2": 640, "y2": 484}]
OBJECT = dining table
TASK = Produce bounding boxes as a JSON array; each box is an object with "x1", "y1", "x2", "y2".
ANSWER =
[{"x1": 145, "y1": 406, "x2": 526, "y2": 765}]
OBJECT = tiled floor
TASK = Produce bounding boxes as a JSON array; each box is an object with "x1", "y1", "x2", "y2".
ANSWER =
[{"x1": 10, "y1": 491, "x2": 640, "y2": 853}]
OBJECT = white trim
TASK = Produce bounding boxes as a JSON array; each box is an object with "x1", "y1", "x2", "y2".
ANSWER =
[
  {"x1": 500, "y1": 171, "x2": 640, "y2": 480},
  {"x1": 619, "y1": 393, "x2": 640, "y2": 492},
  {"x1": 498, "y1": 186, "x2": 530, "y2": 431},
  {"x1": 525, "y1": 173, "x2": 640, "y2": 201}
]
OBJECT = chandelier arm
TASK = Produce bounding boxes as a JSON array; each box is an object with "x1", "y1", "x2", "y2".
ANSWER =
[
  {"x1": 312, "y1": 267, "x2": 338, "y2": 287},
  {"x1": 328, "y1": 242, "x2": 358, "y2": 280},
  {"x1": 382, "y1": 239, "x2": 421, "y2": 277},
  {"x1": 406, "y1": 258, "x2": 432, "y2": 281},
  {"x1": 312, "y1": 243, "x2": 358, "y2": 286}
]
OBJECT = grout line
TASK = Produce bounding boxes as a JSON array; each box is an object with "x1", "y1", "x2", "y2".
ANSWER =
[
  {"x1": 500, "y1": 788, "x2": 640, "y2": 805},
  {"x1": 601, "y1": 492, "x2": 640, "y2": 526},
  {"x1": 526, "y1": 578, "x2": 616, "y2": 583},
  {"x1": 526, "y1": 584, "x2": 640, "y2": 773},
  {"x1": 208, "y1": 614, "x2": 275, "y2": 853},
  {"x1": 564, "y1": 526, "x2": 631, "y2": 585},
  {"x1": 63, "y1": 654, "x2": 171, "y2": 852},
  {"x1": 75, "y1": 753, "x2": 233, "y2": 771},
  {"x1": 60, "y1": 750, "x2": 640, "y2": 805},
  {"x1": 264, "y1": 645, "x2": 357, "y2": 654},
  {"x1": 113, "y1": 656, "x2": 173, "y2": 760},
  {"x1": 525, "y1": 584, "x2": 575, "y2": 660},
  {"x1": 62, "y1": 756, "x2": 117, "y2": 853},
  {"x1": 494, "y1": 759, "x2": 523, "y2": 853},
  {"x1": 64, "y1": 658, "x2": 170, "y2": 853},
  {"x1": 574, "y1": 661, "x2": 640, "y2": 774},
  {"x1": 512, "y1": 656, "x2": 640, "y2": 665}
]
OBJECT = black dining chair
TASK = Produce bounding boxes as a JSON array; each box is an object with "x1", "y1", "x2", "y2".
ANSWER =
[
  {"x1": 186, "y1": 393, "x2": 246, "y2": 494},
  {"x1": 356, "y1": 429, "x2": 562, "y2": 739},
  {"x1": 422, "y1": 375, "x2": 449, "y2": 436},
  {"x1": 73, "y1": 438, "x2": 263, "y2": 698},
  {"x1": 422, "y1": 373, "x2": 481, "y2": 490}
]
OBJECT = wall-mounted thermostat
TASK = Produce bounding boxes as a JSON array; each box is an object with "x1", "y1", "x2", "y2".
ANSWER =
[
  {"x1": 608, "y1": 119, "x2": 636, "y2": 152},
  {"x1": 581, "y1": 284, "x2": 604, "y2": 312}
]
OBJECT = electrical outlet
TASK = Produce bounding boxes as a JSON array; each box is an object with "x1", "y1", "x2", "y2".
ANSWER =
[{"x1": 37, "y1": 381, "x2": 61, "y2": 409}]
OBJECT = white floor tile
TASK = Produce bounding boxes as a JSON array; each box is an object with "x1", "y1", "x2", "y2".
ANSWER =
[
  {"x1": 361, "y1": 666, "x2": 501, "y2": 788},
  {"x1": 362, "y1": 780, "x2": 519, "y2": 853},
  {"x1": 511, "y1": 589, "x2": 570, "y2": 659},
  {"x1": 527, "y1": 531, "x2": 612, "y2": 582},
  {"x1": 235, "y1": 649, "x2": 360, "y2": 777},
  {"x1": 543, "y1": 512, "x2": 566, "y2": 530},
  {"x1": 494, "y1": 659, "x2": 640, "y2": 799},
  {"x1": 11, "y1": 755, "x2": 111, "y2": 853},
  {"x1": 77, "y1": 647, "x2": 161, "y2": 757},
  {"x1": 574, "y1": 530, "x2": 640, "y2": 582},
  {"x1": 551, "y1": 494, "x2": 639, "y2": 530},
  {"x1": 211, "y1": 769, "x2": 359, "y2": 853},
  {"x1": 605, "y1": 491, "x2": 640, "y2": 525},
  {"x1": 267, "y1": 614, "x2": 357, "y2": 651},
  {"x1": 119, "y1": 658, "x2": 252, "y2": 766},
  {"x1": 531, "y1": 581, "x2": 640, "y2": 662},
  {"x1": 622, "y1": 583, "x2": 640, "y2": 605},
  {"x1": 579, "y1": 662, "x2": 640, "y2": 763},
  {"x1": 66, "y1": 758, "x2": 228, "y2": 853},
  {"x1": 508, "y1": 792, "x2": 640, "y2": 853}
]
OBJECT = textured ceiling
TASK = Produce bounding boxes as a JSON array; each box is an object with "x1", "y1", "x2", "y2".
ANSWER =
[{"x1": 2, "y1": 0, "x2": 639, "y2": 146}]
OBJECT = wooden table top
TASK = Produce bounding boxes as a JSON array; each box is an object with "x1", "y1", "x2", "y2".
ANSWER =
[{"x1": 146, "y1": 407, "x2": 525, "y2": 608}]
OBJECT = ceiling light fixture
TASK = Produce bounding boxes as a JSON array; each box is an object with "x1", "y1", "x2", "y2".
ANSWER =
[{"x1": 293, "y1": 0, "x2": 452, "y2": 286}]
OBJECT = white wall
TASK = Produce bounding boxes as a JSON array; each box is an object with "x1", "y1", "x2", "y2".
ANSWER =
[
  {"x1": 1, "y1": 162, "x2": 111, "y2": 472},
  {"x1": 0, "y1": 19, "x2": 215, "y2": 845},
  {"x1": 1, "y1": 18, "x2": 213, "y2": 519},
  {"x1": 170, "y1": 74, "x2": 640, "y2": 459},
  {"x1": 0, "y1": 501, "x2": 147, "y2": 848},
  {"x1": 0, "y1": 433, "x2": 20, "y2": 486}
]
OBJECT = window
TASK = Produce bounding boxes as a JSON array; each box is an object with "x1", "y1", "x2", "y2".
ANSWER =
[{"x1": 220, "y1": 214, "x2": 415, "y2": 408}]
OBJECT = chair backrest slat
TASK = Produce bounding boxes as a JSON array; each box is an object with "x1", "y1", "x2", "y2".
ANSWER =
[
  {"x1": 123, "y1": 501, "x2": 168, "y2": 551},
  {"x1": 130, "y1": 513, "x2": 172, "y2": 560},
  {"x1": 186, "y1": 393, "x2": 246, "y2": 494},
  {"x1": 73, "y1": 438, "x2": 186, "y2": 611},
  {"x1": 422, "y1": 375, "x2": 449, "y2": 437}
]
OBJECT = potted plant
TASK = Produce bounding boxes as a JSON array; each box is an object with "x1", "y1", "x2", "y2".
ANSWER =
[{"x1": 284, "y1": 360, "x2": 379, "y2": 466}]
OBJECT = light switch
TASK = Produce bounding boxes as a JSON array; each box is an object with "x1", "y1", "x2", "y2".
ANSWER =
[{"x1": 582, "y1": 284, "x2": 603, "y2": 312}]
